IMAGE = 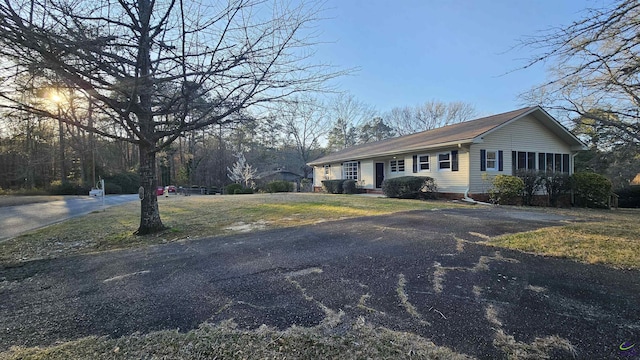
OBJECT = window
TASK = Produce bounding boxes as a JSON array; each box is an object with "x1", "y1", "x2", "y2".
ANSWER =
[
  {"x1": 323, "y1": 165, "x2": 331, "y2": 178},
  {"x1": 390, "y1": 159, "x2": 405, "y2": 173},
  {"x1": 418, "y1": 155, "x2": 430, "y2": 171},
  {"x1": 343, "y1": 161, "x2": 359, "y2": 180},
  {"x1": 517, "y1": 151, "x2": 571, "y2": 173},
  {"x1": 481, "y1": 149, "x2": 502, "y2": 171},
  {"x1": 438, "y1": 152, "x2": 451, "y2": 170},
  {"x1": 516, "y1": 151, "x2": 536, "y2": 170},
  {"x1": 486, "y1": 151, "x2": 497, "y2": 170}
]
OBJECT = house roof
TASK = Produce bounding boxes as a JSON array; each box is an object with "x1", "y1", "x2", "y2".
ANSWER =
[{"x1": 308, "y1": 106, "x2": 587, "y2": 166}]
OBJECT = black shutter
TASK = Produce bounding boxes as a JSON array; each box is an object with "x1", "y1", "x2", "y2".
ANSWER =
[
  {"x1": 511, "y1": 151, "x2": 516, "y2": 175},
  {"x1": 562, "y1": 154, "x2": 570, "y2": 173},
  {"x1": 498, "y1": 150, "x2": 504, "y2": 171},
  {"x1": 412, "y1": 155, "x2": 418, "y2": 173},
  {"x1": 451, "y1": 150, "x2": 459, "y2": 171},
  {"x1": 480, "y1": 150, "x2": 486, "y2": 171}
]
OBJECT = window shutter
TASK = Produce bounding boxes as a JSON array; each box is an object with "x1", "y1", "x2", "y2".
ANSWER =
[
  {"x1": 480, "y1": 150, "x2": 486, "y2": 171},
  {"x1": 498, "y1": 151, "x2": 503, "y2": 171},
  {"x1": 511, "y1": 151, "x2": 516, "y2": 175},
  {"x1": 412, "y1": 155, "x2": 418, "y2": 173},
  {"x1": 451, "y1": 150, "x2": 459, "y2": 171}
]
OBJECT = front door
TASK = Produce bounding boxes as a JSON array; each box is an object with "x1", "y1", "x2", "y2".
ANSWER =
[{"x1": 375, "y1": 162, "x2": 384, "y2": 188}]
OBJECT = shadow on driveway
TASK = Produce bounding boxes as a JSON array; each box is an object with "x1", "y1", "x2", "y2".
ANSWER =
[{"x1": 1, "y1": 207, "x2": 638, "y2": 359}]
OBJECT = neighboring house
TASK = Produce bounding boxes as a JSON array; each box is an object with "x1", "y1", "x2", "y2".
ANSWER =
[
  {"x1": 255, "y1": 169, "x2": 303, "y2": 190},
  {"x1": 308, "y1": 106, "x2": 587, "y2": 199},
  {"x1": 257, "y1": 169, "x2": 303, "y2": 183}
]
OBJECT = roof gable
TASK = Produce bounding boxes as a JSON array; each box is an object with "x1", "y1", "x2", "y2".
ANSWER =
[{"x1": 308, "y1": 106, "x2": 586, "y2": 166}]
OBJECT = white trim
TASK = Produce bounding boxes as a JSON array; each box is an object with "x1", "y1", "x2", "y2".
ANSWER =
[
  {"x1": 485, "y1": 150, "x2": 498, "y2": 171},
  {"x1": 438, "y1": 152, "x2": 451, "y2": 171},
  {"x1": 417, "y1": 154, "x2": 431, "y2": 172},
  {"x1": 390, "y1": 159, "x2": 405, "y2": 173}
]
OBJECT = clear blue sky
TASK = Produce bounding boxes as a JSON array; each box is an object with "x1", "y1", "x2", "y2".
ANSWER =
[{"x1": 315, "y1": 0, "x2": 601, "y2": 117}]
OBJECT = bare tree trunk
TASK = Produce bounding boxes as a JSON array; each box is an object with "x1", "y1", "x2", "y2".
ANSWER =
[
  {"x1": 136, "y1": 143, "x2": 164, "y2": 235},
  {"x1": 58, "y1": 117, "x2": 66, "y2": 183}
]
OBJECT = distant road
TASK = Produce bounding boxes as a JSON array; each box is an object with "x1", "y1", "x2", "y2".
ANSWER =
[{"x1": 0, "y1": 195, "x2": 138, "y2": 242}]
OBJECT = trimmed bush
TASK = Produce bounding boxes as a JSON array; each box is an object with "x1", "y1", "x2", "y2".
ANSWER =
[
  {"x1": 571, "y1": 172, "x2": 612, "y2": 208},
  {"x1": 516, "y1": 170, "x2": 545, "y2": 206},
  {"x1": 382, "y1": 176, "x2": 436, "y2": 199},
  {"x1": 343, "y1": 179, "x2": 357, "y2": 194},
  {"x1": 322, "y1": 179, "x2": 346, "y2": 194},
  {"x1": 489, "y1": 175, "x2": 524, "y2": 205},
  {"x1": 266, "y1": 180, "x2": 294, "y2": 193},
  {"x1": 225, "y1": 183, "x2": 243, "y2": 195}
]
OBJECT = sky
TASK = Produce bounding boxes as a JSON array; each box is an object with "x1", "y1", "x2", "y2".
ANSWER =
[{"x1": 313, "y1": 0, "x2": 605, "y2": 118}]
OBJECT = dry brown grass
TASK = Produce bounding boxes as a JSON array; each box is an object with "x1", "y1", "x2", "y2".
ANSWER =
[
  {"x1": 0, "y1": 319, "x2": 475, "y2": 360},
  {"x1": 489, "y1": 209, "x2": 640, "y2": 269},
  {"x1": 0, "y1": 195, "x2": 65, "y2": 207},
  {"x1": 0, "y1": 193, "x2": 455, "y2": 264}
]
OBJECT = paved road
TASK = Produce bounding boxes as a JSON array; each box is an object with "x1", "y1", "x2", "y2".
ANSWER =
[
  {"x1": 1, "y1": 207, "x2": 638, "y2": 359},
  {"x1": 0, "y1": 195, "x2": 139, "y2": 241}
]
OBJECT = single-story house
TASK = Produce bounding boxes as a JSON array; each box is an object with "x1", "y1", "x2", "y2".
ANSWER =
[{"x1": 308, "y1": 106, "x2": 588, "y2": 199}]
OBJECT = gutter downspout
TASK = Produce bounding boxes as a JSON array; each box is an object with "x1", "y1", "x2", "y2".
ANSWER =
[{"x1": 461, "y1": 187, "x2": 492, "y2": 206}]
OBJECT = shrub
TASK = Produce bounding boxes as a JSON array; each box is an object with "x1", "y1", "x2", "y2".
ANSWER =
[
  {"x1": 571, "y1": 172, "x2": 612, "y2": 208},
  {"x1": 542, "y1": 172, "x2": 571, "y2": 207},
  {"x1": 104, "y1": 172, "x2": 139, "y2": 194},
  {"x1": 342, "y1": 179, "x2": 357, "y2": 194},
  {"x1": 616, "y1": 186, "x2": 640, "y2": 208},
  {"x1": 516, "y1": 170, "x2": 545, "y2": 206},
  {"x1": 489, "y1": 175, "x2": 524, "y2": 205},
  {"x1": 49, "y1": 181, "x2": 91, "y2": 195},
  {"x1": 382, "y1": 176, "x2": 436, "y2": 199},
  {"x1": 225, "y1": 183, "x2": 243, "y2": 195},
  {"x1": 322, "y1": 179, "x2": 346, "y2": 194},
  {"x1": 104, "y1": 182, "x2": 123, "y2": 194},
  {"x1": 266, "y1": 180, "x2": 294, "y2": 193},
  {"x1": 233, "y1": 187, "x2": 254, "y2": 194}
]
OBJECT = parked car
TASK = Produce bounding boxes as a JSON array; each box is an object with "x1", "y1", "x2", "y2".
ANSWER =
[
  {"x1": 89, "y1": 188, "x2": 103, "y2": 197},
  {"x1": 156, "y1": 186, "x2": 165, "y2": 196},
  {"x1": 167, "y1": 185, "x2": 177, "y2": 193}
]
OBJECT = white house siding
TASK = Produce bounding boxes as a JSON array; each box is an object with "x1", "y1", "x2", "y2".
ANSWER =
[
  {"x1": 369, "y1": 149, "x2": 470, "y2": 193},
  {"x1": 359, "y1": 160, "x2": 374, "y2": 188},
  {"x1": 313, "y1": 162, "x2": 342, "y2": 187},
  {"x1": 468, "y1": 114, "x2": 573, "y2": 194}
]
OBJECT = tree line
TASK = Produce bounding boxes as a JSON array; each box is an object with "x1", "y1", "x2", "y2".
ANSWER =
[{"x1": 0, "y1": 94, "x2": 477, "y2": 192}]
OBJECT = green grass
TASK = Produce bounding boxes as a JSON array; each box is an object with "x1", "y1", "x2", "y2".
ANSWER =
[
  {"x1": 489, "y1": 208, "x2": 640, "y2": 269},
  {"x1": 0, "y1": 193, "x2": 454, "y2": 264}
]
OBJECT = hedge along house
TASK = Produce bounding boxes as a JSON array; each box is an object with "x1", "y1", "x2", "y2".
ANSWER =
[{"x1": 308, "y1": 106, "x2": 587, "y2": 199}]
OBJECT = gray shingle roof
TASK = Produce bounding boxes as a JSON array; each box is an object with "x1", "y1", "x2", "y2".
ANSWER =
[{"x1": 309, "y1": 107, "x2": 540, "y2": 165}]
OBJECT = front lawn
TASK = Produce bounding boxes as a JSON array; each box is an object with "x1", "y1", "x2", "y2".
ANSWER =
[{"x1": 0, "y1": 193, "x2": 454, "y2": 264}]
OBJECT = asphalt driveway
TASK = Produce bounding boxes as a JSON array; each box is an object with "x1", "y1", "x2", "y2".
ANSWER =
[{"x1": 0, "y1": 207, "x2": 638, "y2": 359}]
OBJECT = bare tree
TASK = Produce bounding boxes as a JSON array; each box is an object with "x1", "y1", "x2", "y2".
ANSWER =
[
  {"x1": 279, "y1": 96, "x2": 330, "y2": 177},
  {"x1": 326, "y1": 94, "x2": 375, "y2": 151},
  {"x1": 0, "y1": 0, "x2": 343, "y2": 234},
  {"x1": 518, "y1": 0, "x2": 640, "y2": 143},
  {"x1": 386, "y1": 100, "x2": 476, "y2": 135}
]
